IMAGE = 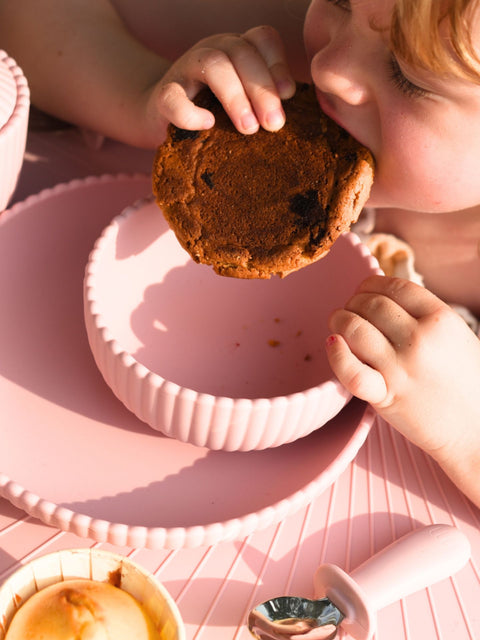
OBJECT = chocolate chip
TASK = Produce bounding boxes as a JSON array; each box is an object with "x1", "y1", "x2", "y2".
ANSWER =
[
  {"x1": 195, "y1": 88, "x2": 220, "y2": 110},
  {"x1": 310, "y1": 227, "x2": 328, "y2": 248},
  {"x1": 201, "y1": 171, "x2": 214, "y2": 188},
  {"x1": 290, "y1": 190, "x2": 328, "y2": 247},
  {"x1": 343, "y1": 151, "x2": 358, "y2": 163},
  {"x1": 289, "y1": 190, "x2": 326, "y2": 226},
  {"x1": 171, "y1": 127, "x2": 200, "y2": 142}
]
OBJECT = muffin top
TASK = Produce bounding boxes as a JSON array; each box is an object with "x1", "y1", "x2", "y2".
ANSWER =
[{"x1": 5, "y1": 579, "x2": 159, "y2": 639}]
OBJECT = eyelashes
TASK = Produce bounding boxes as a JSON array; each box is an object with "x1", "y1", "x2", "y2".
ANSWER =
[
  {"x1": 325, "y1": 0, "x2": 351, "y2": 10},
  {"x1": 388, "y1": 56, "x2": 429, "y2": 99},
  {"x1": 324, "y1": 0, "x2": 430, "y2": 100}
]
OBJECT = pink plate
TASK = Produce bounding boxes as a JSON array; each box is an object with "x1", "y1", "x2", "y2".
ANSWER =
[{"x1": 0, "y1": 174, "x2": 375, "y2": 549}]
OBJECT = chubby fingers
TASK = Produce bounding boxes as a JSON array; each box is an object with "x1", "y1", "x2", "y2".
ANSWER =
[
  {"x1": 242, "y1": 26, "x2": 296, "y2": 99},
  {"x1": 153, "y1": 82, "x2": 216, "y2": 132},
  {"x1": 338, "y1": 276, "x2": 446, "y2": 346},
  {"x1": 157, "y1": 26, "x2": 295, "y2": 134},
  {"x1": 326, "y1": 333, "x2": 389, "y2": 404},
  {"x1": 355, "y1": 275, "x2": 445, "y2": 318},
  {"x1": 325, "y1": 276, "x2": 441, "y2": 405},
  {"x1": 326, "y1": 301, "x2": 397, "y2": 405}
]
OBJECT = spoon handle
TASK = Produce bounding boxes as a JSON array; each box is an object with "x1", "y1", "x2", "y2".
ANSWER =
[{"x1": 314, "y1": 524, "x2": 470, "y2": 640}]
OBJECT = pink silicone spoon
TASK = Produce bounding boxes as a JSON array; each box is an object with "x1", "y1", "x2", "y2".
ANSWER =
[{"x1": 248, "y1": 524, "x2": 470, "y2": 640}]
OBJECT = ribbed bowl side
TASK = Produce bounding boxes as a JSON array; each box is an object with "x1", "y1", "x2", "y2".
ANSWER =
[{"x1": 0, "y1": 51, "x2": 29, "y2": 211}]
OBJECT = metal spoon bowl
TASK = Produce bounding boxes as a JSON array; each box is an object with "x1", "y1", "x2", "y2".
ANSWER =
[{"x1": 248, "y1": 596, "x2": 342, "y2": 639}]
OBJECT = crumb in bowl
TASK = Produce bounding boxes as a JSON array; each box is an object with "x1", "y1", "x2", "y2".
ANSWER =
[{"x1": 268, "y1": 339, "x2": 281, "y2": 347}]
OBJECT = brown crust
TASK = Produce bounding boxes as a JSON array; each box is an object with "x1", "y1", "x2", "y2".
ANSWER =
[{"x1": 152, "y1": 84, "x2": 374, "y2": 278}]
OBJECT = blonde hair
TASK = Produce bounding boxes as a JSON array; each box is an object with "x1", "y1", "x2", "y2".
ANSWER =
[{"x1": 390, "y1": 0, "x2": 480, "y2": 81}]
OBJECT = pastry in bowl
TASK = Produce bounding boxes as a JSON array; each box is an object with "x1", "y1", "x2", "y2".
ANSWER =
[
  {"x1": 152, "y1": 83, "x2": 374, "y2": 278},
  {"x1": 0, "y1": 549, "x2": 184, "y2": 640},
  {"x1": 5, "y1": 579, "x2": 157, "y2": 639}
]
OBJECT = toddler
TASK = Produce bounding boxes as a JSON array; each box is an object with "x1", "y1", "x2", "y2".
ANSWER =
[{"x1": 1, "y1": 0, "x2": 479, "y2": 507}]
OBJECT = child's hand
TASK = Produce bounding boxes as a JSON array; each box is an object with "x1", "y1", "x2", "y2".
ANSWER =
[
  {"x1": 147, "y1": 25, "x2": 296, "y2": 135},
  {"x1": 326, "y1": 275, "x2": 480, "y2": 503}
]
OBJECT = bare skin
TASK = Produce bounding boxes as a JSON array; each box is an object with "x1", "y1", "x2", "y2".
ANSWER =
[
  {"x1": 304, "y1": 0, "x2": 480, "y2": 506},
  {"x1": 0, "y1": 0, "x2": 305, "y2": 147}
]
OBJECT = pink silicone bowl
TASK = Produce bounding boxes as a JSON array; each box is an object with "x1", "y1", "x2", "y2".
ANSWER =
[
  {"x1": 0, "y1": 51, "x2": 29, "y2": 212},
  {"x1": 84, "y1": 197, "x2": 381, "y2": 451}
]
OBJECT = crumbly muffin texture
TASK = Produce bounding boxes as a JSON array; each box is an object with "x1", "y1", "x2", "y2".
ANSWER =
[
  {"x1": 5, "y1": 579, "x2": 159, "y2": 639},
  {"x1": 152, "y1": 84, "x2": 374, "y2": 279}
]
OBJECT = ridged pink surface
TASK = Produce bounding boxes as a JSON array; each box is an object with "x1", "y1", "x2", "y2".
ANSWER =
[
  {"x1": 0, "y1": 420, "x2": 478, "y2": 640},
  {"x1": 0, "y1": 51, "x2": 29, "y2": 211},
  {"x1": 84, "y1": 198, "x2": 381, "y2": 451}
]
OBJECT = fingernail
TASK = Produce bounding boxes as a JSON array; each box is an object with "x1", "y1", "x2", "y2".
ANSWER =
[
  {"x1": 203, "y1": 112, "x2": 215, "y2": 128},
  {"x1": 266, "y1": 108, "x2": 285, "y2": 130},
  {"x1": 276, "y1": 78, "x2": 295, "y2": 98},
  {"x1": 326, "y1": 335, "x2": 337, "y2": 347},
  {"x1": 241, "y1": 112, "x2": 259, "y2": 133}
]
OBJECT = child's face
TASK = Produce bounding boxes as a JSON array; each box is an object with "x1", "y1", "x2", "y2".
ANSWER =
[{"x1": 304, "y1": 0, "x2": 480, "y2": 212}]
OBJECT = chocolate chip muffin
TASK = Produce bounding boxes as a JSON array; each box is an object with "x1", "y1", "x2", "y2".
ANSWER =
[{"x1": 152, "y1": 84, "x2": 374, "y2": 278}]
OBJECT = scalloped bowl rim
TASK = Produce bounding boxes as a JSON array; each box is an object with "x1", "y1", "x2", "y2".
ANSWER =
[
  {"x1": 0, "y1": 403, "x2": 375, "y2": 549},
  {"x1": 0, "y1": 50, "x2": 30, "y2": 133},
  {"x1": 84, "y1": 199, "x2": 380, "y2": 407}
]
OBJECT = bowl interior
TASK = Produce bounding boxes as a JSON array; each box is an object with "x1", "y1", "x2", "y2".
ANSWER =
[{"x1": 89, "y1": 199, "x2": 378, "y2": 399}]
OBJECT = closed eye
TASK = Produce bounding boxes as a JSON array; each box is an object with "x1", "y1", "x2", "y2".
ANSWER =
[
  {"x1": 325, "y1": 0, "x2": 351, "y2": 10},
  {"x1": 388, "y1": 56, "x2": 430, "y2": 99}
]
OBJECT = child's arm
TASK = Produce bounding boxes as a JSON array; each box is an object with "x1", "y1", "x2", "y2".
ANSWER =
[
  {"x1": 0, "y1": 0, "x2": 295, "y2": 148},
  {"x1": 0, "y1": 0, "x2": 171, "y2": 147},
  {"x1": 326, "y1": 275, "x2": 480, "y2": 507}
]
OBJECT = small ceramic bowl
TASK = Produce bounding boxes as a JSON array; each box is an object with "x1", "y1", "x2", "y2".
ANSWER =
[
  {"x1": 0, "y1": 51, "x2": 29, "y2": 212},
  {"x1": 0, "y1": 548, "x2": 185, "y2": 639},
  {"x1": 84, "y1": 197, "x2": 380, "y2": 451}
]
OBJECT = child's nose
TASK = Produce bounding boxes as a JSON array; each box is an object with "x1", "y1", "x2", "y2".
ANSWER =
[{"x1": 310, "y1": 32, "x2": 372, "y2": 106}]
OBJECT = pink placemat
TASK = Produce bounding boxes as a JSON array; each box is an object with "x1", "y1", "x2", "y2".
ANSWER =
[{"x1": 1, "y1": 128, "x2": 479, "y2": 640}]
